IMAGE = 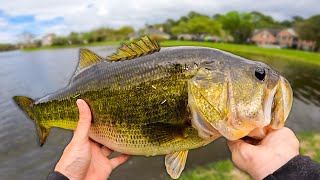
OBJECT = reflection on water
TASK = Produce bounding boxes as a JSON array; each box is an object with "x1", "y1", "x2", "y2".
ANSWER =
[
  {"x1": 255, "y1": 55, "x2": 320, "y2": 107},
  {"x1": 235, "y1": 52, "x2": 320, "y2": 107},
  {"x1": 0, "y1": 47, "x2": 319, "y2": 180}
]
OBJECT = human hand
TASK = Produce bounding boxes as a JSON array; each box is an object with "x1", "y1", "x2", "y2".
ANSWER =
[
  {"x1": 227, "y1": 127, "x2": 299, "y2": 180},
  {"x1": 54, "y1": 99, "x2": 129, "y2": 180}
]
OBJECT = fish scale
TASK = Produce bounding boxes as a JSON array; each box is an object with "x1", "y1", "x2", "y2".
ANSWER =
[
  {"x1": 31, "y1": 48, "x2": 212, "y2": 156},
  {"x1": 13, "y1": 37, "x2": 293, "y2": 179}
]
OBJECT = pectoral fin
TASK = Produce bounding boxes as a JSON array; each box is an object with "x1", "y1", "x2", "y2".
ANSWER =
[{"x1": 165, "y1": 150, "x2": 188, "y2": 179}]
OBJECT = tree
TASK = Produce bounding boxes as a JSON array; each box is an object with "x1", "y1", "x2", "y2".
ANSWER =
[
  {"x1": 280, "y1": 20, "x2": 293, "y2": 27},
  {"x1": 251, "y1": 11, "x2": 279, "y2": 28},
  {"x1": 82, "y1": 32, "x2": 94, "y2": 43},
  {"x1": 220, "y1": 11, "x2": 254, "y2": 43},
  {"x1": 292, "y1": 16, "x2": 304, "y2": 23},
  {"x1": 161, "y1": 19, "x2": 178, "y2": 34},
  {"x1": 171, "y1": 16, "x2": 222, "y2": 36},
  {"x1": 0, "y1": 43, "x2": 17, "y2": 51},
  {"x1": 52, "y1": 36, "x2": 69, "y2": 45},
  {"x1": 68, "y1": 32, "x2": 82, "y2": 44},
  {"x1": 91, "y1": 28, "x2": 113, "y2": 42},
  {"x1": 212, "y1": 14, "x2": 222, "y2": 20},
  {"x1": 187, "y1": 11, "x2": 208, "y2": 19},
  {"x1": 115, "y1": 26, "x2": 134, "y2": 40},
  {"x1": 295, "y1": 15, "x2": 320, "y2": 51}
]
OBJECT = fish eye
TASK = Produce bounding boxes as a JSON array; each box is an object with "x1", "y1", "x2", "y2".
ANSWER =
[{"x1": 255, "y1": 67, "x2": 266, "y2": 81}]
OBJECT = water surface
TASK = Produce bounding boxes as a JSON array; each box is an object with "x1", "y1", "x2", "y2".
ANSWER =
[{"x1": 0, "y1": 46, "x2": 319, "y2": 179}]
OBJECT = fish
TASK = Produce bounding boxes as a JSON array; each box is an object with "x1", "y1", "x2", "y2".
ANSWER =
[{"x1": 13, "y1": 36, "x2": 293, "y2": 179}]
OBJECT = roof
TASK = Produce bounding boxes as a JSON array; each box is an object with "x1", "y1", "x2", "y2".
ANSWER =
[
  {"x1": 285, "y1": 28, "x2": 298, "y2": 36},
  {"x1": 254, "y1": 29, "x2": 281, "y2": 37}
]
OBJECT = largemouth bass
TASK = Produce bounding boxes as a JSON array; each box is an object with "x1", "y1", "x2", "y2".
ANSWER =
[{"x1": 14, "y1": 37, "x2": 293, "y2": 179}]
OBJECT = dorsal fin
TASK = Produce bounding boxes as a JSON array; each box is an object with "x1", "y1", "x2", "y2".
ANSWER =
[
  {"x1": 77, "y1": 48, "x2": 103, "y2": 72},
  {"x1": 107, "y1": 36, "x2": 160, "y2": 61}
]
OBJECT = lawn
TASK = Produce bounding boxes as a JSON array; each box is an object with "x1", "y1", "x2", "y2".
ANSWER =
[
  {"x1": 176, "y1": 132, "x2": 320, "y2": 180},
  {"x1": 24, "y1": 40, "x2": 320, "y2": 65},
  {"x1": 160, "y1": 41, "x2": 320, "y2": 65}
]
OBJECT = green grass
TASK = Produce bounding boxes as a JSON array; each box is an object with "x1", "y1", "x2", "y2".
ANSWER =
[
  {"x1": 160, "y1": 41, "x2": 320, "y2": 65},
  {"x1": 24, "y1": 40, "x2": 320, "y2": 65},
  {"x1": 178, "y1": 160, "x2": 250, "y2": 180},
  {"x1": 298, "y1": 132, "x2": 320, "y2": 162},
  {"x1": 23, "y1": 41, "x2": 125, "y2": 51},
  {"x1": 177, "y1": 132, "x2": 320, "y2": 180},
  {"x1": 177, "y1": 160, "x2": 247, "y2": 180}
]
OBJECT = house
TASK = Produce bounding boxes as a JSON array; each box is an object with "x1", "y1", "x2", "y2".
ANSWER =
[
  {"x1": 251, "y1": 29, "x2": 280, "y2": 47},
  {"x1": 129, "y1": 26, "x2": 170, "y2": 41},
  {"x1": 277, "y1": 28, "x2": 299, "y2": 48},
  {"x1": 251, "y1": 28, "x2": 316, "y2": 51},
  {"x1": 41, "y1": 33, "x2": 55, "y2": 46},
  {"x1": 177, "y1": 34, "x2": 229, "y2": 42},
  {"x1": 177, "y1": 34, "x2": 197, "y2": 41},
  {"x1": 298, "y1": 40, "x2": 316, "y2": 51},
  {"x1": 203, "y1": 35, "x2": 222, "y2": 42}
]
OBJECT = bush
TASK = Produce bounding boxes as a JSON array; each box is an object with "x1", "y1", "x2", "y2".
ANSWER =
[{"x1": 52, "y1": 36, "x2": 69, "y2": 46}]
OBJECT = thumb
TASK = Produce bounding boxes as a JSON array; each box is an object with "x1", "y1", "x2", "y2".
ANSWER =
[{"x1": 73, "y1": 99, "x2": 92, "y2": 142}]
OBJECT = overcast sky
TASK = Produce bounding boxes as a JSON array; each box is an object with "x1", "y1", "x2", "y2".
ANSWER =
[{"x1": 0, "y1": 0, "x2": 319, "y2": 43}]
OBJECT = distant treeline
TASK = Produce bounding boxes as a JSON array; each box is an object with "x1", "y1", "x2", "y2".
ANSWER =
[
  {"x1": 51, "y1": 26, "x2": 134, "y2": 46},
  {"x1": 0, "y1": 44, "x2": 17, "y2": 52},
  {"x1": 157, "y1": 11, "x2": 319, "y2": 49},
  {"x1": 14, "y1": 11, "x2": 320, "y2": 51}
]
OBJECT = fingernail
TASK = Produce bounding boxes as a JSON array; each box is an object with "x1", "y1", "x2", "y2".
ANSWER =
[{"x1": 76, "y1": 99, "x2": 83, "y2": 108}]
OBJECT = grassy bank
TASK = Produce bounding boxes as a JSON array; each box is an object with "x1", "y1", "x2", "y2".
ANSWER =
[
  {"x1": 161, "y1": 41, "x2": 320, "y2": 65},
  {"x1": 24, "y1": 40, "x2": 320, "y2": 65},
  {"x1": 177, "y1": 132, "x2": 320, "y2": 180}
]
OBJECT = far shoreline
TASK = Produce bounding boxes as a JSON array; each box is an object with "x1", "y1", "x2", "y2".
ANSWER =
[
  {"x1": 20, "y1": 40, "x2": 320, "y2": 66},
  {"x1": 23, "y1": 41, "x2": 125, "y2": 51}
]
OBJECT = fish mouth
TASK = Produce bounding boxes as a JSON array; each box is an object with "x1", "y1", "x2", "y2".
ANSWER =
[{"x1": 264, "y1": 76, "x2": 293, "y2": 129}]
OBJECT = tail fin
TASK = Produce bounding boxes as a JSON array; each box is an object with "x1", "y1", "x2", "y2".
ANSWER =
[{"x1": 13, "y1": 96, "x2": 49, "y2": 146}]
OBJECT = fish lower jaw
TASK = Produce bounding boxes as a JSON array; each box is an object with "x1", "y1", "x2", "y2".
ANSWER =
[{"x1": 268, "y1": 76, "x2": 293, "y2": 129}]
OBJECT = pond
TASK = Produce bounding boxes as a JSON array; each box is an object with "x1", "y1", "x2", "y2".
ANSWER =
[{"x1": 0, "y1": 46, "x2": 319, "y2": 180}]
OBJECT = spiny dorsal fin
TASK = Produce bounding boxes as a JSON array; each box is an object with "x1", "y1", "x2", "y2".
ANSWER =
[
  {"x1": 107, "y1": 36, "x2": 160, "y2": 61},
  {"x1": 77, "y1": 48, "x2": 103, "y2": 72}
]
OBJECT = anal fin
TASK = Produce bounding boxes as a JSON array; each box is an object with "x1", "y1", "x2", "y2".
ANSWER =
[{"x1": 165, "y1": 150, "x2": 188, "y2": 179}]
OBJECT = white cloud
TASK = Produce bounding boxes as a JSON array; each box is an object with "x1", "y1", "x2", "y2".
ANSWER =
[
  {"x1": 0, "y1": 17, "x2": 7, "y2": 26},
  {"x1": 0, "y1": 31, "x2": 17, "y2": 43},
  {"x1": 0, "y1": 0, "x2": 319, "y2": 43}
]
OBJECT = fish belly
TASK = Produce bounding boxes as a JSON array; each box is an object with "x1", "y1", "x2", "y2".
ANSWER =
[{"x1": 89, "y1": 123, "x2": 216, "y2": 156}]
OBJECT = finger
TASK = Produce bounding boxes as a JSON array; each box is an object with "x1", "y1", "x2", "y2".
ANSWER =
[
  {"x1": 89, "y1": 137, "x2": 104, "y2": 147},
  {"x1": 101, "y1": 146, "x2": 113, "y2": 156},
  {"x1": 247, "y1": 127, "x2": 267, "y2": 140},
  {"x1": 90, "y1": 140, "x2": 103, "y2": 148},
  {"x1": 242, "y1": 136, "x2": 261, "y2": 145},
  {"x1": 73, "y1": 99, "x2": 92, "y2": 141},
  {"x1": 227, "y1": 139, "x2": 255, "y2": 154},
  {"x1": 110, "y1": 154, "x2": 130, "y2": 170}
]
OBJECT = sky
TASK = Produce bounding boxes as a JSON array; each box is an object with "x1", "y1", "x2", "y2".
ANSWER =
[{"x1": 0, "y1": 0, "x2": 319, "y2": 43}]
